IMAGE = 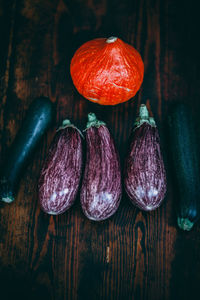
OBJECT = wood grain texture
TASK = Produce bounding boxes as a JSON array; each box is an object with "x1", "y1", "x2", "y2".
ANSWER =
[{"x1": 0, "y1": 0, "x2": 200, "y2": 299}]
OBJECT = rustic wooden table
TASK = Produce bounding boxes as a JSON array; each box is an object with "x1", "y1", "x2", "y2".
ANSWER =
[{"x1": 1, "y1": 0, "x2": 200, "y2": 299}]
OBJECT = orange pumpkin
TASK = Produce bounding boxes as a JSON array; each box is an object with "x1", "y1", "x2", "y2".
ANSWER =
[{"x1": 70, "y1": 36, "x2": 144, "y2": 105}]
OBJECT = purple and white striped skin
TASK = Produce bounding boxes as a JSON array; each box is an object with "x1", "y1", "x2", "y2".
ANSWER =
[
  {"x1": 80, "y1": 113, "x2": 122, "y2": 221},
  {"x1": 124, "y1": 104, "x2": 167, "y2": 211},
  {"x1": 38, "y1": 120, "x2": 82, "y2": 215}
]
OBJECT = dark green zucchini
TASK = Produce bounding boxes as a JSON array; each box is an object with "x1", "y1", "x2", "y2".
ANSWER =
[
  {"x1": 0, "y1": 97, "x2": 55, "y2": 203},
  {"x1": 168, "y1": 103, "x2": 200, "y2": 231}
]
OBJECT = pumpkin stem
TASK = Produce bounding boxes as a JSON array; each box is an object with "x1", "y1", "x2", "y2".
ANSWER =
[
  {"x1": 106, "y1": 37, "x2": 118, "y2": 44},
  {"x1": 86, "y1": 113, "x2": 106, "y2": 129},
  {"x1": 134, "y1": 104, "x2": 156, "y2": 128}
]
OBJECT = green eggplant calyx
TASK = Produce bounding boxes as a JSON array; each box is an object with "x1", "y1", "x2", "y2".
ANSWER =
[
  {"x1": 134, "y1": 104, "x2": 156, "y2": 129},
  {"x1": 57, "y1": 119, "x2": 72, "y2": 131},
  {"x1": 85, "y1": 113, "x2": 106, "y2": 130},
  {"x1": 57, "y1": 119, "x2": 84, "y2": 138}
]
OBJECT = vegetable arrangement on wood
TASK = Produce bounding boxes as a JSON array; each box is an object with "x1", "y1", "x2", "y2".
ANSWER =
[
  {"x1": 124, "y1": 104, "x2": 167, "y2": 211},
  {"x1": 1, "y1": 35, "x2": 200, "y2": 231},
  {"x1": 70, "y1": 36, "x2": 144, "y2": 105},
  {"x1": 168, "y1": 103, "x2": 200, "y2": 231}
]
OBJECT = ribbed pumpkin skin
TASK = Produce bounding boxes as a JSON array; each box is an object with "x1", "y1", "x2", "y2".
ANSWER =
[{"x1": 70, "y1": 37, "x2": 144, "y2": 105}]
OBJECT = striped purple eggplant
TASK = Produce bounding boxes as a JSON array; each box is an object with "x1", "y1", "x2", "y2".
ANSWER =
[
  {"x1": 80, "y1": 113, "x2": 122, "y2": 221},
  {"x1": 38, "y1": 120, "x2": 82, "y2": 215},
  {"x1": 124, "y1": 104, "x2": 167, "y2": 211}
]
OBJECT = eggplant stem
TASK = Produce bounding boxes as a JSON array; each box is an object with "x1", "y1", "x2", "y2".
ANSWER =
[
  {"x1": 62, "y1": 119, "x2": 71, "y2": 126},
  {"x1": 57, "y1": 119, "x2": 72, "y2": 131},
  {"x1": 85, "y1": 113, "x2": 106, "y2": 130},
  {"x1": 56, "y1": 119, "x2": 84, "y2": 138},
  {"x1": 140, "y1": 104, "x2": 149, "y2": 119},
  {"x1": 134, "y1": 104, "x2": 156, "y2": 128},
  {"x1": 177, "y1": 217, "x2": 194, "y2": 231}
]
